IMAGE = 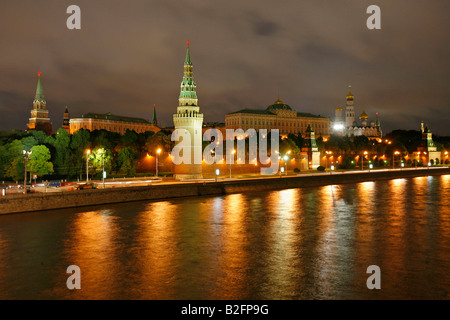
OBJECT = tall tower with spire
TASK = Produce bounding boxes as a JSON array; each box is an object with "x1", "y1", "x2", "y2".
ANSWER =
[
  {"x1": 173, "y1": 41, "x2": 204, "y2": 180},
  {"x1": 152, "y1": 104, "x2": 158, "y2": 126},
  {"x1": 345, "y1": 85, "x2": 355, "y2": 127},
  {"x1": 27, "y1": 72, "x2": 52, "y2": 135},
  {"x1": 62, "y1": 106, "x2": 70, "y2": 133}
]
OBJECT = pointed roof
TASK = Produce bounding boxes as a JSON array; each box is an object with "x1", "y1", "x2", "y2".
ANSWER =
[
  {"x1": 152, "y1": 104, "x2": 158, "y2": 125},
  {"x1": 185, "y1": 40, "x2": 192, "y2": 65},
  {"x1": 35, "y1": 71, "x2": 45, "y2": 100},
  {"x1": 306, "y1": 123, "x2": 313, "y2": 132},
  {"x1": 64, "y1": 105, "x2": 69, "y2": 113}
]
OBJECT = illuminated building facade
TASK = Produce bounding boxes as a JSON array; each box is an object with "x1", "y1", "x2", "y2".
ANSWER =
[
  {"x1": 69, "y1": 112, "x2": 160, "y2": 135},
  {"x1": 173, "y1": 41, "x2": 204, "y2": 180},
  {"x1": 332, "y1": 86, "x2": 382, "y2": 139},
  {"x1": 225, "y1": 97, "x2": 331, "y2": 137}
]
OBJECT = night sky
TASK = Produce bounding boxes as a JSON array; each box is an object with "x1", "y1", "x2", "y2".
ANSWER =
[{"x1": 0, "y1": 0, "x2": 449, "y2": 135}]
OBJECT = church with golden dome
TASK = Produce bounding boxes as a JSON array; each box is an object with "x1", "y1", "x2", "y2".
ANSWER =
[{"x1": 332, "y1": 86, "x2": 382, "y2": 139}]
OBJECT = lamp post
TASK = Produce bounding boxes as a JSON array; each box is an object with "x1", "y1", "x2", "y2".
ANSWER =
[
  {"x1": 22, "y1": 150, "x2": 32, "y2": 194},
  {"x1": 393, "y1": 151, "x2": 400, "y2": 169},
  {"x1": 98, "y1": 148, "x2": 105, "y2": 189},
  {"x1": 229, "y1": 149, "x2": 235, "y2": 179},
  {"x1": 283, "y1": 155, "x2": 288, "y2": 175},
  {"x1": 86, "y1": 149, "x2": 91, "y2": 183},
  {"x1": 156, "y1": 148, "x2": 161, "y2": 177}
]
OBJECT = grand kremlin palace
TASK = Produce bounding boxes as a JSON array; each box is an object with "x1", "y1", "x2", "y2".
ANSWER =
[{"x1": 225, "y1": 98, "x2": 331, "y2": 138}]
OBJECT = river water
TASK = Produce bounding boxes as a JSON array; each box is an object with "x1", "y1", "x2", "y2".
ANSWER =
[{"x1": 0, "y1": 175, "x2": 449, "y2": 299}]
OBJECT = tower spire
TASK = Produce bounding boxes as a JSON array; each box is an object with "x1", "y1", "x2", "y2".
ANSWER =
[
  {"x1": 179, "y1": 40, "x2": 198, "y2": 107},
  {"x1": 152, "y1": 104, "x2": 158, "y2": 126},
  {"x1": 35, "y1": 71, "x2": 45, "y2": 102}
]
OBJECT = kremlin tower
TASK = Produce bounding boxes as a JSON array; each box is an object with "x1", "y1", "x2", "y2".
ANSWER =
[
  {"x1": 173, "y1": 41, "x2": 204, "y2": 180},
  {"x1": 345, "y1": 85, "x2": 355, "y2": 127},
  {"x1": 62, "y1": 106, "x2": 70, "y2": 133},
  {"x1": 27, "y1": 72, "x2": 52, "y2": 135}
]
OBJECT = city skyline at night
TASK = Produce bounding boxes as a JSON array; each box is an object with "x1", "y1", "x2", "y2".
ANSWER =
[{"x1": 0, "y1": 1, "x2": 449, "y2": 135}]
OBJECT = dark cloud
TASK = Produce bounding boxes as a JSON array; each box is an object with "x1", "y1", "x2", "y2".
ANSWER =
[{"x1": 0, "y1": 0, "x2": 449, "y2": 135}]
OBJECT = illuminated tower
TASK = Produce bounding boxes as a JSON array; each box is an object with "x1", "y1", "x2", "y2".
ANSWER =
[
  {"x1": 27, "y1": 72, "x2": 52, "y2": 135},
  {"x1": 345, "y1": 85, "x2": 355, "y2": 127},
  {"x1": 62, "y1": 106, "x2": 70, "y2": 133},
  {"x1": 302, "y1": 124, "x2": 320, "y2": 169},
  {"x1": 173, "y1": 41, "x2": 204, "y2": 180}
]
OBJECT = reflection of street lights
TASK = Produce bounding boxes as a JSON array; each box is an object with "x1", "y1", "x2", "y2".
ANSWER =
[
  {"x1": 156, "y1": 148, "x2": 161, "y2": 177},
  {"x1": 86, "y1": 149, "x2": 91, "y2": 182},
  {"x1": 23, "y1": 150, "x2": 32, "y2": 194}
]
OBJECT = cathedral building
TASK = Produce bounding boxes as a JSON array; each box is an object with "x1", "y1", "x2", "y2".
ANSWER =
[
  {"x1": 332, "y1": 86, "x2": 382, "y2": 139},
  {"x1": 27, "y1": 72, "x2": 52, "y2": 135},
  {"x1": 173, "y1": 41, "x2": 204, "y2": 180},
  {"x1": 225, "y1": 97, "x2": 331, "y2": 138}
]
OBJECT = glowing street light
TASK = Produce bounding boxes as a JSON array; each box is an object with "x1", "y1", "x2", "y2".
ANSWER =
[
  {"x1": 98, "y1": 148, "x2": 105, "y2": 189},
  {"x1": 393, "y1": 151, "x2": 400, "y2": 169},
  {"x1": 229, "y1": 149, "x2": 236, "y2": 179},
  {"x1": 86, "y1": 149, "x2": 91, "y2": 182},
  {"x1": 156, "y1": 148, "x2": 162, "y2": 177}
]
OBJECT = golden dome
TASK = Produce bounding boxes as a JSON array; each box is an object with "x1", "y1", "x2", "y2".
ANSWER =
[
  {"x1": 360, "y1": 110, "x2": 368, "y2": 119},
  {"x1": 336, "y1": 105, "x2": 343, "y2": 111},
  {"x1": 346, "y1": 85, "x2": 354, "y2": 100}
]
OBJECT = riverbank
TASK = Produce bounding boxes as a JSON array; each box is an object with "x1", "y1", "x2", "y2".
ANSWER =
[{"x1": 1, "y1": 167, "x2": 449, "y2": 214}]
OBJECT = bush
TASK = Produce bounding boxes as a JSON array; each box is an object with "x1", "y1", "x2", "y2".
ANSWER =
[
  {"x1": 294, "y1": 168, "x2": 300, "y2": 173},
  {"x1": 317, "y1": 166, "x2": 325, "y2": 172}
]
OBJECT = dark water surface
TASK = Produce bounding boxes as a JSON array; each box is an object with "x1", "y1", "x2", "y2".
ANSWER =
[{"x1": 0, "y1": 175, "x2": 449, "y2": 299}]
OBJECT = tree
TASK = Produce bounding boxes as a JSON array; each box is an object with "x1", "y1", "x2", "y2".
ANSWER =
[
  {"x1": 51, "y1": 128, "x2": 72, "y2": 177},
  {"x1": 4, "y1": 140, "x2": 25, "y2": 181},
  {"x1": 28, "y1": 145, "x2": 54, "y2": 178},
  {"x1": 117, "y1": 147, "x2": 137, "y2": 175},
  {"x1": 90, "y1": 147, "x2": 113, "y2": 176}
]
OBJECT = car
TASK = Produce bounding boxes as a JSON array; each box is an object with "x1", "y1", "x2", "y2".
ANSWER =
[
  {"x1": 76, "y1": 182, "x2": 97, "y2": 190},
  {"x1": 48, "y1": 180, "x2": 62, "y2": 187}
]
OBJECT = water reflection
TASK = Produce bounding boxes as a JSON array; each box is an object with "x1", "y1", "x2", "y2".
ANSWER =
[{"x1": 0, "y1": 175, "x2": 448, "y2": 299}]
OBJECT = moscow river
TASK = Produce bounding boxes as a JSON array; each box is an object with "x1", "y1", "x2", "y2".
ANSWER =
[{"x1": 0, "y1": 175, "x2": 449, "y2": 299}]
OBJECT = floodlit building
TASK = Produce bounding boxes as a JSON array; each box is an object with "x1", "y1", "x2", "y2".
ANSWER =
[
  {"x1": 27, "y1": 72, "x2": 52, "y2": 135},
  {"x1": 332, "y1": 86, "x2": 382, "y2": 139},
  {"x1": 173, "y1": 41, "x2": 204, "y2": 179},
  {"x1": 69, "y1": 112, "x2": 160, "y2": 135},
  {"x1": 225, "y1": 97, "x2": 331, "y2": 138}
]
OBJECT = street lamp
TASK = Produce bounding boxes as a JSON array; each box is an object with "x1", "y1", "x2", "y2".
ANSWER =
[
  {"x1": 22, "y1": 150, "x2": 32, "y2": 194},
  {"x1": 362, "y1": 151, "x2": 368, "y2": 170},
  {"x1": 283, "y1": 155, "x2": 288, "y2": 175},
  {"x1": 393, "y1": 151, "x2": 400, "y2": 169},
  {"x1": 98, "y1": 148, "x2": 105, "y2": 189},
  {"x1": 156, "y1": 148, "x2": 161, "y2": 177},
  {"x1": 86, "y1": 149, "x2": 91, "y2": 182},
  {"x1": 229, "y1": 149, "x2": 236, "y2": 179}
]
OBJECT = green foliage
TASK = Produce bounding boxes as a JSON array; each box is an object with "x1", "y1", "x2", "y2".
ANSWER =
[
  {"x1": 117, "y1": 147, "x2": 137, "y2": 175},
  {"x1": 28, "y1": 145, "x2": 54, "y2": 177},
  {"x1": 4, "y1": 140, "x2": 25, "y2": 181}
]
